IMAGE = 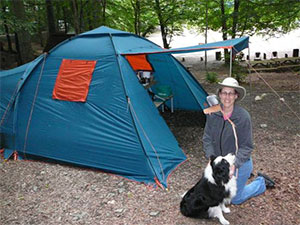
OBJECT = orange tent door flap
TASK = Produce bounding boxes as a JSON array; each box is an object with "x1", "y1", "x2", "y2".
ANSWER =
[{"x1": 125, "y1": 54, "x2": 153, "y2": 71}]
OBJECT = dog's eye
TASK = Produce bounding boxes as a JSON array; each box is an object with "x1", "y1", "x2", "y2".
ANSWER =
[{"x1": 222, "y1": 159, "x2": 229, "y2": 166}]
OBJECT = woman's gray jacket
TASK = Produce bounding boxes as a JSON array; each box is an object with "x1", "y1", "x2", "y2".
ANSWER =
[{"x1": 202, "y1": 104, "x2": 253, "y2": 168}]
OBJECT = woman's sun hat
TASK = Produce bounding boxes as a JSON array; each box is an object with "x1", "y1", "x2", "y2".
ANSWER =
[{"x1": 218, "y1": 77, "x2": 246, "y2": 101}]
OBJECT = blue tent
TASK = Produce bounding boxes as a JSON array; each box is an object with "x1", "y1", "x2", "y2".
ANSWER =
[{"x1": 0, "y1": 26, "x2": 249, "y2": 188}]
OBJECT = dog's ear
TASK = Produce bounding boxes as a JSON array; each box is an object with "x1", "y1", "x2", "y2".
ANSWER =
[
  {"x1": 209, "y1": 155, "x2": 216, "y2": 168},
  {"x1": 210, "y1": 155, "x2": 216, "y2": 163}
]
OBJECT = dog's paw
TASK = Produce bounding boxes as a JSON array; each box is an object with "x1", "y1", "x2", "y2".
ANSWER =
[
  {"x1": 220, "y1": 218, "x2": 230, "y2": 225},
  {"x1": 222, "y1": 207, "x2": 231, "y2": 213}
]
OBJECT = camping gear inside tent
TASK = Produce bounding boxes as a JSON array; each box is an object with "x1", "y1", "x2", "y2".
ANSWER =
[{"x1": 0, "y1": 26, "x2": 249, "y2": 188}]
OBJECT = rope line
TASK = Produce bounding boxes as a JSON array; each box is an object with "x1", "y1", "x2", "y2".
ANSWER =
[
  {"x1": 127, "y1": 98, "x2": 166, "y2": 184},
  {"x1": 0, "y1": 60, "x2": 36, "y2": 126},
  {"x1": 23, "y1": 53, "x2": 47, "y2": 156},
  {"x1": 247, "y1": 62, "x2": 300, "y2": 121},
  {"x1": 227, "y1": 118, "x2": 239, "y2": 155},
  {"x1": 0, "y1": 79, "x2": 22, "y2": 126},
  {"x1": 222, "y1": 111, "x2": 239, "y2": 178}
]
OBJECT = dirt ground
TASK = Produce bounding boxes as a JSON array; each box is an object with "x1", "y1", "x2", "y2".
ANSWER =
[{"x1": 0, "y1": 61, "x2": 299, "y2": 225}]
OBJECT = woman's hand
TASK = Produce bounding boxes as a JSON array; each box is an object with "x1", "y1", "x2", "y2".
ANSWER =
[{"x1": 230, "y1": 165, "x2": 235, "y2": 178}]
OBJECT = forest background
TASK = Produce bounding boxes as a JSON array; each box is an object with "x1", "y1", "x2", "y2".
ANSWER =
[{"x1": 1, "y1": 0, "x2": 300, "y2": 69}]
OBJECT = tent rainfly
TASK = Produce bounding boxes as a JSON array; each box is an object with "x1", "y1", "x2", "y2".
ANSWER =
[{"x1": 0, "y1": 26, "x2": 249, "y2": 188}]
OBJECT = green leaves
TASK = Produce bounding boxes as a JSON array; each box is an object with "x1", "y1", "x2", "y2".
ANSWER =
[
  {"x1": 0, "y1": 0, "x2": 299, "y2": 44},
  {"x1": 186, "y1": 0, "x2": 300, "y2": 39}
]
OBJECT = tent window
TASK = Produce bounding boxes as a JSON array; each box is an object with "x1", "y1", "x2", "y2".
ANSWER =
[
  {"x1": 125, "y1": 54, "x2": 153, "y2": 71},
  {"x1": 52, "y1": 59, "x2": 97, "y2": 102}
]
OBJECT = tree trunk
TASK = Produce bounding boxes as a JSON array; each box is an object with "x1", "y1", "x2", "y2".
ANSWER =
[
  {"x1": 232, "y1": 0, "x2": 240, "y2": 38},
  {"x1": 205, "y1": 0, "x2": 208, "y2": 71},
  {"x1": 87, "y1": 0, "x2": 95, "y2": 30},
  {"x1": 72, "y1": 0, "x2": 80, "y2": 34},
  {"x1": 132, "y1": 0, "x2": 141, "y2": 35},
  {"x1": 79, "y1": 1, "x2": 89, "y2": 33},
  {"x1": 10, "y1": 0, "x2": 34, "y2": 64},
  {"x1": 100, "y1": 0, "x2": 106, "y2": 25},
  {"x1": 14, "y1": 33, "x2": 22, "y2": 64},
  {"x1": 37, "y1": 26, "x2": 44, "y2": 48},
  {"x1": 220, "y1": 0, "x2": 228, "y2": 41},
  {"x1": 62, "y1": 8, "x2": 69, "y2": 33},
  {"x1": 155, "y1": 0, "x2": 169, "y2": 49},
  {"x1": 2, "y1": 6, "x2": 13, "y2": 53},
  {"x1": 45, "y1": 0, "x2": 56, "y2": 34},
  {"x1": 220, "y1": 0, "x2": 229, "y2": 63}
]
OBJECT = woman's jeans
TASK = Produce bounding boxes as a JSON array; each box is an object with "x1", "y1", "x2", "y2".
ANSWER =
[{"x1": 231, "y1": 158, "x2": 266, "y2": 205}]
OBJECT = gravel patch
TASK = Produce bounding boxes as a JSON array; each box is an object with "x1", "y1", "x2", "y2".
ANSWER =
[{"x1": 1, "y1": 70, "x2": 299, "y2": 225}]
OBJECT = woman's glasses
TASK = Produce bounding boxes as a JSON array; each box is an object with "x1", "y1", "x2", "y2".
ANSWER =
[{"x1": 220, "y1": 91, "x2": 236, "y2": 97}]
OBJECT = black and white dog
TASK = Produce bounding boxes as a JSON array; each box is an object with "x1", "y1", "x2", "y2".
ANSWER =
[{"x1": 180, "y1": 153, "x2": 237, "y2": 225}]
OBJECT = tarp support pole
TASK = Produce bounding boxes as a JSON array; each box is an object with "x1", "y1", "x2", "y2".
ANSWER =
[
  {"x1": 248, "y1": 46, "x2": 252, "y2": 115},
  {"x1": 229, "y1": 48, "x2": 233, "y2": 77}
]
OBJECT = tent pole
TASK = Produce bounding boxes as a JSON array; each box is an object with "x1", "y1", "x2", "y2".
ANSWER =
[
  {"x1": 108, "y1": 34, "x2": 165, "y2": 186},
  {"x1": 204, "y1": 0, "x2": 208, "y2": 72},
  {"x1": 229, "y1": 48, "x2": 233, "y2": 77},
  {"x1": 248, "y1": 46, "x2": 252, "y2": 115}
]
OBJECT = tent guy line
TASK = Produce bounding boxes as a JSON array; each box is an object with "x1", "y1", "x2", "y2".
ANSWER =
[{"x1": 23, "y1": 53, "x2": 48, "y2": 155}]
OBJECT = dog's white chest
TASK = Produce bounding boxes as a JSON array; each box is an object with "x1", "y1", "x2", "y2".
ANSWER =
[{"x1": 225, "y1": 176, "x2": 237, "y2": 198}]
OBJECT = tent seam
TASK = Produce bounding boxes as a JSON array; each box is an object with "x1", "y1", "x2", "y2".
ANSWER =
[
  {"x1": 109, "y1": 33, "x2": 165, "y2": 185},
  {"x1": 23, "y1": 53, "x2": 47, "y2": 156},
  {"x1": 107, "y1": 33, "x2": 164, "y2": 186}
]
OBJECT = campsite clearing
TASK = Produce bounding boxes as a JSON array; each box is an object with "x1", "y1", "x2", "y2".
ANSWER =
[
  {"x1": 0, "y1": 26, "x2": 250, "y2": 188},
  {"x1": 1, "y1": 66, "x2": 299, "y2": 225}
]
